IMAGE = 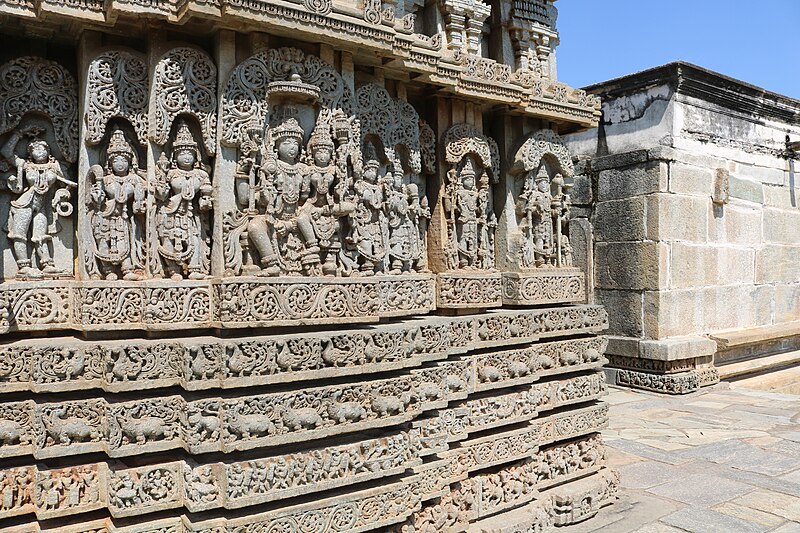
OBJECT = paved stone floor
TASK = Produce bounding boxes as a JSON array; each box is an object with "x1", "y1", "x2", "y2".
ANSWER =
[{"x1": 565, "y1": 383, "x2": 800, "y2": 533}]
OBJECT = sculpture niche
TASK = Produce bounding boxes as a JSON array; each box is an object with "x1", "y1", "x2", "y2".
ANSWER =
[
  {"x1": 86, "y1": 129, "x2": 147, "y2": 281},
  {"x1": 232, "y1": 73, "x2": 359, "y2": 277},
  {"x1": 152, "y1": 120, "x2": 213, "y2": 280},
  {"x1": 1, "y1": 123, "x2": 76, "y2": 279}
]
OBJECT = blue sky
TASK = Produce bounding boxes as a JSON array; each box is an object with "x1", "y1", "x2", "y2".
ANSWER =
[{"x1": 556, "y1": 1, "x2": 800, "y2": 100}]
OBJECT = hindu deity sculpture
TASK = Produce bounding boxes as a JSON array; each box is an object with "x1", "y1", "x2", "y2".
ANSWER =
[
  {"x1": 386, "y1": 161, "x2": 417, "y2": 274},
  {"x1": 245, "y1": 117, "x2": 320, "y2": 276},
  {"x1": 516, "y1": 166, "x2": 572, "y2": 268},
  {"x1": 350, "y1": 153, "x2": 388, "y2": 275},
  {"x1": 86, "y1": 128, "x2": 147, "y2": 280},
  {"x1": 153, "y1": 120, "x2": 213, "y2": 280},
  {"x1": 444, "y1": 158, "x2": 485, "y2": 269},
  {"x1": 0, "y1": 125, "x2": 76, "y2": 279}
]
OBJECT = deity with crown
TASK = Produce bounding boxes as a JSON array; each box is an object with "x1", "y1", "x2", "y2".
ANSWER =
[
  {"x1": 386, "y1": 160, "x2": 417, "y2": 274},
  {"x1": 86, "y1": 128, "x2": 147, "y2": 280},
  {"x1": 443, "y1": 158, "x2": 485, "y2": 269},
  {"x1": 516, "y1": 165, "x2": 554, "y2": 268},
  {"x1": 0, "y1": 122, "x2": 76, "y2": 279},
  {"x1": 246, "y1": 117, "x2": 319, "y2": 276},
  {"x1": 350, "y1": 149, "x2": 389, "y2": 275},
  {"x1": 153, "y1": 120, "x2": 213, "y2": 280}
]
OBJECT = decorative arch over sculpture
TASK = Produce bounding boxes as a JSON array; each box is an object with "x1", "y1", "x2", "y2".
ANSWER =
[
  {"x1": 444, "y1": 123, "x2": 499, "y2": 180},
  {"x1": 150, "y1": 46, "x2": 217, "y2": 155},
  {"x1": 85, "y1": 49, "x2": 149, "y2": 147},
  {"x1": 511, "y1": 129, "x2": 574, "y2": 178},
  {"x1": 0, "y1": 56, "x2": 79, "y2": 163}
]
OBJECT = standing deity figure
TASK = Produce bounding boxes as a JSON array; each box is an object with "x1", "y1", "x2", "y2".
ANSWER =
[
  {"x1": 86, "y1": 129, "x2": 147, "y2": 280},
  {"x1": 247, "y1": 117, "x2": 319, "y2": 276},
  {"x1": 303, "y1": 121, "x2": 350, "y2": 276},
  {"x1": 153, "y1": 121, "x2": 213, "y2": 280},
  {"x1": 444, "y1": 158, "x2": 484, "y2": 269},
  {"x1": 409, "y1": 183, "x2": 431, "y2": 272},
  {"x1": 350, "y1": 156, "x2": 388, "y2": 275},
  {"x1": 517, "y1": 166, "x2": 553, "y2": 267},
  {"x1": 0, "y1": 126, "x2": 76, "y2": 279},
  {"x1": 386, "y1": 161, "x2": 419, "y2": 274}
]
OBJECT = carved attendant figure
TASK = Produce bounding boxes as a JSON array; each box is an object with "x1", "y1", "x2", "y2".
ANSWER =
[
  {"x1": 350, "y1": 156, "x2": 388, "y2": 275},
  {"x1": 153, "y1": 121, "x2": 213, "y2": 280},
  {"x1": 87, "y1": 129, "x2": 147, "y2": 280},
  {"x1": 1, "y1": 126, "x2": 76, "y2": 279},
  {"x1": 386, "y1": 162, "x2": 415, "y2": 274},
  {"x1": 517, "y1": 166, "x2": 552, "y2": 267}
]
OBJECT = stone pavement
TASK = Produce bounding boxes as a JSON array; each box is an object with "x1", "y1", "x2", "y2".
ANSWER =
[{"x1": 563, "y1": 383, "x2": 800, "y2": 533}]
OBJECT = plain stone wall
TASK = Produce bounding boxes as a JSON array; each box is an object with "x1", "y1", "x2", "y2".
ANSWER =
[{"x1": 564, "y1": 63, "x2": 800, "y2": 359}]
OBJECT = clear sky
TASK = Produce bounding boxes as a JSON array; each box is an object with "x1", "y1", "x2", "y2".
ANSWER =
[{"x1": 556, "y1": 0, "x2": 800, "y2": 100}]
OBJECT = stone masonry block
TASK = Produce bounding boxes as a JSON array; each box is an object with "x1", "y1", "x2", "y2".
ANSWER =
[
  {"x1": 707, "y1": 203, "x2": 762, "y2": 246},
  {"x1": 763, "y1": 184, "x2": 800, "y2": 209},
  {"x1": 669, "y1": 161, "x2": 715, "y2": 196},
  {"x1": 670, "y1": 243, "x2": 755, "y2": 289},
  {"x1": 763, "y1": 208, "x2": 800, "y2": 245},
  {"x1": 755, "y1": 245, "x2": 800, "y2": 284},
  {"x1": 570, "y1": 174, "x2": 593, "y2": 205},
  {"x1": 728, "y1": 175, "x2": 764, "y2": 204},
  {"x1": 646, "y1": 193, "x2": 709, "y2": 242},
  {"x1": 595, "y1": 241, "x2": 667, "y2": 290},
  {"x1": 774, "y1": 283, "x2": 800, "y2": 324},
  {"x1": 569, "y1": 218, "x2": 594, "y2": 302},
  {"x1": 594, "y1": 197, "x2": 646, "y2": 242},
  {"x1": 639, "y1": 336, "x2": 718, "y2": 361},
  {"x1": 596, "y1": 289, "x2": 643, "y2": 338},
  {"x1": 598, "y1": 161, "x2": 667, "y2": 201}
]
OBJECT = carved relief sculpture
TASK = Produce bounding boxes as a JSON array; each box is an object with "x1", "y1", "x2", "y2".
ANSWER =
[
  {"x1": 442, "y1": 124, "x2": 498, "y2": 271},
  {"x1": 152, "y1": 121, "x2": 213, "y2": 280},
  {"x1": 86, "y1": 129, "x2": 147, "y2": 280},
  {"x1": 0, "y1": 57, "x2": 79, "y2": 280}
]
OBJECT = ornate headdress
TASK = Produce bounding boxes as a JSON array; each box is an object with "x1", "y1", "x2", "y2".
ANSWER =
[
  {"x1": 107, "y1": 129, "x2": 134, "y2": 160},
  {"x1": 27, "y1": 138, "x2": 49, "y2": 155},
  {"x1": 272, "y1": 118, "x2": 305, "y2": 143},
  {"x1": 173, "y1": 121, "x2": 198, "y2": 151},
  {"x1": 460, "y1": 157, "x2": 476, "y2": 178},
  {"x1": 308, "y1": 121, "x2": 334, "y2": 151},
  {"x1": 535, "y1": 165, "x2": 550, "y2": 182}
]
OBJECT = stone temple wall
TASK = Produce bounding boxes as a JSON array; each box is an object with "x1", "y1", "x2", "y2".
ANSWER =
[
  {"x1": 0, "y1": 1, "x2": 617, "y2": 531},
  {"x1": 564, "y1": 62, "x2": 800, "y2": 394}
]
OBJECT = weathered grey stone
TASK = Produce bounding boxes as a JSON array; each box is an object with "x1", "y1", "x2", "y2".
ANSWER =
[
  {"x1": 669, "y1": 243, "x2": 755, "y2": 289},
  {"x1": 646, "y1": 193, "x2": 709, "y2": 242},
  {"x1": 728, "y1": 175, "x2": 764, "y2": 204},
  {"x1": 755, "y1": 245, "x2": 800, "y2": 283},
  {"x1": 668, "y1": 161, "x2": 715, "y2": 196},
  {"x1": 598, "y1": 161, "x2": 667, "y2": 201},
  {"x1": 595, "y1": 241, "x2": 667, "y2": 290},
  {"x1": 571, "y1": 174, "x2": 593, "y2": 205},
  {"x1": 594, "y1": 197, "x2": 646, "y2": 242},
  {"x1": 596, "y1": 289, "x2": 644, "y2": 337}
]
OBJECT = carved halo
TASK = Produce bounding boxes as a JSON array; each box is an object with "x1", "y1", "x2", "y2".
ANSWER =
[
  {"x1": 85, "y1": 49, "x2": 149, "y2": 147},
  {"x1": 150, "y1": 46, "x2": 217, "y2": 155},
  {"x1": 0, "y1": 56, "x2": 79, "y2": 162},
  {"x1": 443, "y1": 123, "x2": 499, "y2": 181},
  {"x1": 512, "y1": 129, "x2": 574, "y2": 178}
]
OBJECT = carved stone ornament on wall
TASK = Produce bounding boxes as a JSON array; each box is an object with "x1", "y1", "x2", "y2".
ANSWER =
[
  {"x1": 150, "y1": 46, "x2": 217, "y2": 156},
  {"x1": 85, "y1": 50, "x2": 149, "y2": 147},
  {"x1": 501, "y1": 129, "x2": 586, "y2": 306},
  {"x1": 0, "y1": 57, "x2": 78, "y2": 281}
]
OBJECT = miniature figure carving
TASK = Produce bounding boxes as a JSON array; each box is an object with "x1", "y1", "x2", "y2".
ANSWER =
[
  {"x1": 152, "y1": 120, "x2": 213, "y2": 280},
  {"x1": 350, "y1": 154, "x2": 388, "y2": 275},
  {"x1": 1, "y1": 125, "x2": 76, "y2": 279},
  {"x1": 444, "y1": 158, "x2": 494, "y2": 269},
  {"x1": 86, "y1": 129, "x2": 147, "y2": 280},
  {"x1": 517, "y1": 166, "x2": 572, "y2": 268}
]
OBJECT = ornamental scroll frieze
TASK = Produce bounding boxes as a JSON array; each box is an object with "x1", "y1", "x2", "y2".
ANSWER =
[
  {"x1": 0, "y1": 305, "x2": 605, "y2": 393},
  {"x1": 442, "y1": 123, "x2": 499, "y2": 271},
  {"x1": 85, "y1": 50, "x2": 149, "y2": 147}
]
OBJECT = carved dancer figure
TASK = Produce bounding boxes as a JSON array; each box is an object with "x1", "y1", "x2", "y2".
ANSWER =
[
  {"x1": 408, "y1": 183, "x2": 430, "y2": 272},
  {"x1": 86, "y1": 129, "x2": 147, "y2": 280},
  {"x1": 247, "y1": 118, "x2": 319, "y2": 276},
  {"x1": 350, "y1": 156, "x2": 388, "y2": 275},
  {"x1": 0, "y1": 126, "x2": 76, "y2": 279},
  {"x1": 153, "y1": 121, "x2": 213, "y2": 280}
]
